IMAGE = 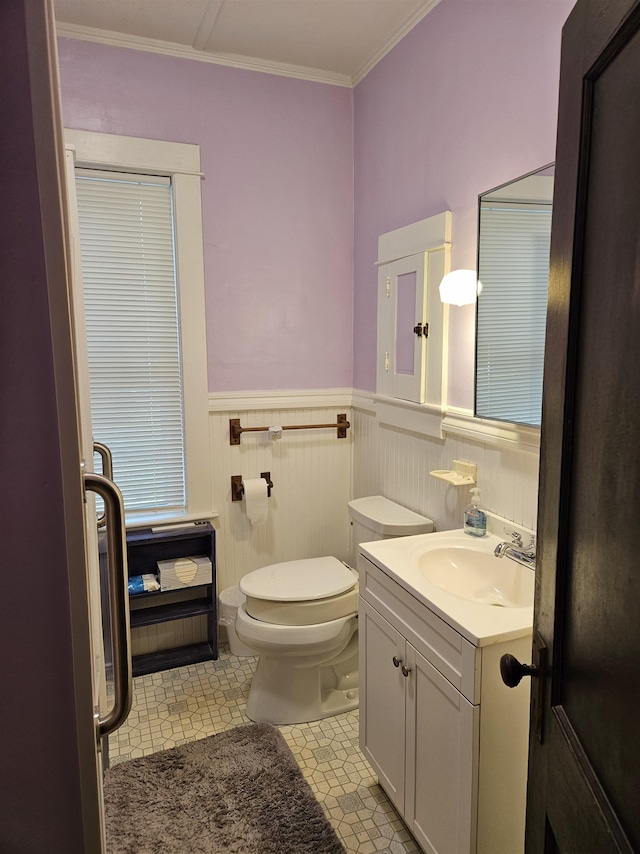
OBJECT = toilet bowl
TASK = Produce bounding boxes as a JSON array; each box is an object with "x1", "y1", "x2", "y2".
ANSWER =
[
  {"x1": 235, "y1": 496, "x2": 434, "y2": 725},
  {"x1": 236, "y1": 557, "x2": 359, "y2": 725}
]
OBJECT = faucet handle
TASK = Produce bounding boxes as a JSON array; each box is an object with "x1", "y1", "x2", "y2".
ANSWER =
[{"x1": 510, "y1": 531, "x2": 523, "y2": 547}]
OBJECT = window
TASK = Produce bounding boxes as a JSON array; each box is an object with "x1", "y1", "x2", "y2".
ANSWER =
[
  {"x1": 65, "y1": 130, "x2": 211, "y2": 524},
  {"x1": 75, "y1": 171, "x2": 185, "y2": 512}
]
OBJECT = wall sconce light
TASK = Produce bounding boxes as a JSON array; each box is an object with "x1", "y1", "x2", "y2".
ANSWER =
[{"x1": 439, "y1": 269, "x2": 480, "y2": 306}]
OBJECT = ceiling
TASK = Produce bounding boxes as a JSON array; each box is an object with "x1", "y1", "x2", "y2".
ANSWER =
[{"x1": 53, "y1": 0, "x2": 442, "y2": 87}]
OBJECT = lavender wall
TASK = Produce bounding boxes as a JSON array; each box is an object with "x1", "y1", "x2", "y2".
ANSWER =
[
  {"x1": 58, "y1": 0, "x2": 573, "y2": 401},
  {"x1": 58, "y1": 39, "x2": 354, "y2": 393},
  {"x1": 353, "y1": 0, "x2": 574, "y2": 406}
]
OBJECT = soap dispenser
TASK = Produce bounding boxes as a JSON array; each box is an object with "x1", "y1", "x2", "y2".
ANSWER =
[{"x1": 464, "y1": 487, "x2": 487, "y2": 537}]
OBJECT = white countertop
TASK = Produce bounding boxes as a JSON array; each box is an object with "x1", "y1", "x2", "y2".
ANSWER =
[{"x1": 359, "y1": 529, "x2": 534, "y2": 647}]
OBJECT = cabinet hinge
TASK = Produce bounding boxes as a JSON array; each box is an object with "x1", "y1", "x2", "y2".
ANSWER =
[
  {"x1": 413, "y1": 322, "x2": 429, "y2": 338},
  {"x1": 385, "y1": 351, "x2": 390, "y2": 372},
  {"x1": 386, "y1": 277, "x2": 391, "y2": 298}
]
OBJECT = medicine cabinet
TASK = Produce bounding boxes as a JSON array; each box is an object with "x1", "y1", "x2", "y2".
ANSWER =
[{"x1": 377, "y1": 212, "x2": 451, "y2": 406}]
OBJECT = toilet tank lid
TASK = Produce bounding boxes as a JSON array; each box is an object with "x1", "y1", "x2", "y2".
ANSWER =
[
  {"x1": 348, "y1": 495, "x2": 434, "y2": 536},
  {"x1": 239, "y1": 556, "x2": 356, "y2": 602}
]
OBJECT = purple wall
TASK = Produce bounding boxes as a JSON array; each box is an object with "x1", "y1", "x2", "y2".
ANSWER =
[
  {"x1": 58, "y1": 39, "x2": 354, "y2": 392},
  {"x1": 58, "y1": 0, "x2": 573, "y2": 402},
  {"x1": 353, "y1": 0, "x2": 574, "y2": 405}
]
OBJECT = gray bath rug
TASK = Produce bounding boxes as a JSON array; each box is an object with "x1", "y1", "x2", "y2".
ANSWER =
[{"x1": 104, "y1": 722, "x2": 345, "y2": 853}]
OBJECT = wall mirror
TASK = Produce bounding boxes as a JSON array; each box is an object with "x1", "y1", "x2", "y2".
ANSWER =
[{"x1": 475, "y1": 163, "x2": 554, "y2": 428}]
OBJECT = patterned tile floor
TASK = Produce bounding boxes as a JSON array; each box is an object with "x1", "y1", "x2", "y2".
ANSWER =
[{"x1": 108, "y1": 643, "x2": 420, "y2": 853}]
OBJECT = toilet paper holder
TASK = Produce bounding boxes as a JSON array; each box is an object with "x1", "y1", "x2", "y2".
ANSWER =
[{"x1": 231, "y1": 472, "x2": 273, "y2": 502}]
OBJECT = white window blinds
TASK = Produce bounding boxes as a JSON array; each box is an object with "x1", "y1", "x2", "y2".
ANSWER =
[
  {"x1": 476, "y1": 204, "x2": 552, "y2": 427},
  {"x1": 75, "y1": 171, "x2": 186, "y2": 513}
]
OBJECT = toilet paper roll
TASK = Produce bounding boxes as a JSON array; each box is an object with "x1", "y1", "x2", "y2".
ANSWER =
[{"x1": 243, "y1": 478, "x2": 269, "y2": 526}]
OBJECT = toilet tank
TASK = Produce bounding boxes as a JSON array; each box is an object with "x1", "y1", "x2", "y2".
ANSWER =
[{"x1": 348, "y1": 495, "x2": 434, "y2": 566}]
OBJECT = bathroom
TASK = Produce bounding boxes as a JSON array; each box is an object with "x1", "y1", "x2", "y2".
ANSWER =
[
  {"x1": 3, "y1": 0, "x2": 581, "y2": 850},
  {"x1": 52, "y1": 0, "x2": 571, "y2": 595}
]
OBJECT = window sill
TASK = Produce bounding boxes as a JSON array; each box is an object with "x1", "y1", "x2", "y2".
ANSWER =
[{"x1": 125, "y1": 510, "x2": 219, "y2": 531}]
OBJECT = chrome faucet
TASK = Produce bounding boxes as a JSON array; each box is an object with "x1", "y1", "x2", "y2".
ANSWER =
[{"x1": 494, "y1": 534, "x2": 536, "y2": 568}]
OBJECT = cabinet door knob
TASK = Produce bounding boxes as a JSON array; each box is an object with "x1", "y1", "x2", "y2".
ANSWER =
[
  {"x1": 392, "y1": 656, "x2": 402, "y2": 668},
  {"x1": 499, "y1": 653, "x2": 538, "y2": 687},
  {"x1": 401, "y1": 664, "x2": 411, "y2": 677}
]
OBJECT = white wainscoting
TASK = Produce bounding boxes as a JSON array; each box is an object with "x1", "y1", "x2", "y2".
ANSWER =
[
  {"x1": 211, "y1": 390, "x2": 539, "y2": 594},
  {"x1": 209, "y1": 392, "x2": 354, "y2": 595},
  {"x1": 134, "y1": 388, "x2": 540, "y2": 657},
  {"x1": 351, "y1": 401, "x2": 539, "y2": 534}
]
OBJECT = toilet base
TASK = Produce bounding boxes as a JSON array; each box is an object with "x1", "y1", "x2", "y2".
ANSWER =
[{"x1": 244, "y1": 646, "x2": 359, "y2": 725}]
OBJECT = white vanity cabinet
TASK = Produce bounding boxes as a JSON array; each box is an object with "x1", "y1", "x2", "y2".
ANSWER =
[{"x1": 359, "y1": 554, "x2": 531, "y2": 854}]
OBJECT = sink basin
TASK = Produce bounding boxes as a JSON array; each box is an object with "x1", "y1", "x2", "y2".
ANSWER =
[
  {"x1": 418, "y1": 547, "x2": 534, "y2": 608},
  {"x1": 360, "y1": 527, "x2": 535, "y2": 645}
]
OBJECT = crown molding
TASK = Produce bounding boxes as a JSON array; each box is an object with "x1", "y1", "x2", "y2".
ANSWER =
[
  {"x1": 55, "y1": 22, "x2": 353, "y2": 88},
  {"x1": 351, "y1": 0, "x2": 442, "y2": 86}
]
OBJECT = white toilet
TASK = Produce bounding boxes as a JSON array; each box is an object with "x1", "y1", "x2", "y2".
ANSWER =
[{"x1": 235, "y1": 495, "x2": 433, "y2": 725}]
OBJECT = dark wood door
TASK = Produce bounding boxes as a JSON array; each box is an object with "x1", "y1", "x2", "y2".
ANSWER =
[{"x1": 524, "y1": 0, "x2": 640, "y2": 851}]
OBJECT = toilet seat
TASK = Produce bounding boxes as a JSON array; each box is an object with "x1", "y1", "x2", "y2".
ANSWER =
[
  {"x1": 239, "y1": 556, "x2": 358, "y2": 626},
  {"x1": 236, "y1": 604, "x2": 356, "y2": 649}
]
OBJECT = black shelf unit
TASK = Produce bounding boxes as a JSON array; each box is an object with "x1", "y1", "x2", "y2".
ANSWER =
[{"x1": 126, "y1": 522, "x2": 217, "y2": 677}]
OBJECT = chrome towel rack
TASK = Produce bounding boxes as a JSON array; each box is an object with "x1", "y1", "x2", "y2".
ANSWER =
[{"x1": 229, "y1": 414, "x2": 350, "y2": 445}]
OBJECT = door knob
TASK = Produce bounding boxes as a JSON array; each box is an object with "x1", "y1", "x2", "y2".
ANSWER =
[
  {"x1": 499, "y1": 653, "x2": 539, "y2": 687},
  {"x1": 501, "y1": 633, "x2": 548, "y2": 744},
  {"x1": 401, "y1": 664, "x2": 411, "y2": 677},
  {"x1": 392, "y1": 656, "x2": 402, "y2": 668}
]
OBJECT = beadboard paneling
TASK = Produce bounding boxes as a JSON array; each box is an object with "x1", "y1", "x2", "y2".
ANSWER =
[
  {"x1": 351, "y1": 406, "x2": 539, "y2": 533},
  {"x1": 210, "y1": 405, "x2": 353, "y2": 594},
  {"x1": 153, "y1": 392, "x2": 539, "y2": 654}
]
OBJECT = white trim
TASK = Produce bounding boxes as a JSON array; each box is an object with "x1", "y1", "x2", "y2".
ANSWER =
[
  {"x1": 55, "y1": 0, "x2": 443, "y2": 89},
  {"x1": 173, "y1": 170, "x2": 212, "y2": 517},
  {"x1": 56, "y1": 23, "x2": 352, "y2": 88},
  {"x1": 353, "y1": 390, "x2": 540, "y2": 453},
  {"x1": 377, "y1": 212, "x2": 452, "y2": 265},
  {"x1": 209, "y1": 387, "x2": 540, "y2": 452},
  {"x1": 376, "y1": 395, "x2": 444, "y2": 440},
  {"x1": 209, "y1": 388, "x2": 538, "y2": 452},
  {"x1": 352, "y1": 389, "x2": 377, "y2": 413},
  {"x1": 65, "y1": 128, "x2": 213, "y2": 522},
  {"x1": 125, "y1": 511, "x2": 220, "y2": 530},
  {"x1": 64, "y1": 128, "x2": 201, "y2": 176},
  {"x1": 351, "y1": 0, "x2": 444, "y2": 86},
  {"x1": 208, "y1": 388, "x2": 353, "y2": 412},
  {"x1": 442, "y1": 408, "x2": 540, "y2": 454}
]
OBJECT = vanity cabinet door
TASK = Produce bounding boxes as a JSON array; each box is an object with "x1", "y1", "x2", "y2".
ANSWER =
[
  {"x1": 359, "y1": 600, "x2": 407, "y2": 812},
  {"x1": 405, "y1": 645, "x2": 479, "y2": 854}
]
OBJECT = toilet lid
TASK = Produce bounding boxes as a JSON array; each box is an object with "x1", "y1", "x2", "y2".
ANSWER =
[{"x1": 239, "y1": 556, "x2": 356, "y2": 602}]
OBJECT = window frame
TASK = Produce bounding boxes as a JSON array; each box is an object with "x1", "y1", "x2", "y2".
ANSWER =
[{"x1": 65, "y1": 129, "x2": 212, "y2": 526}]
